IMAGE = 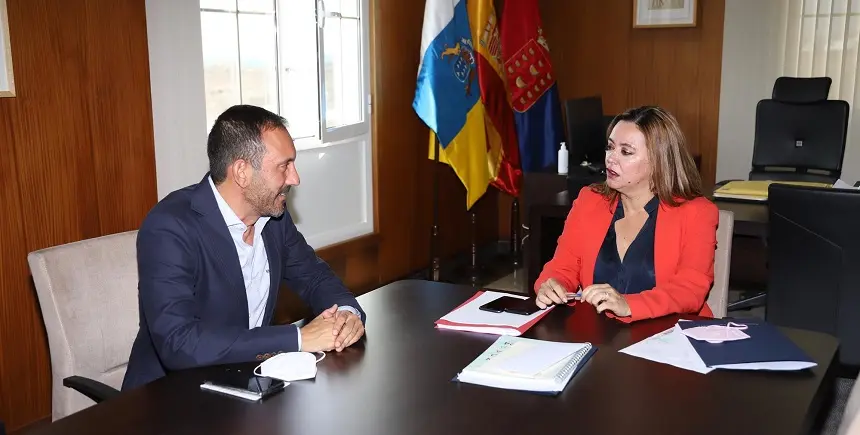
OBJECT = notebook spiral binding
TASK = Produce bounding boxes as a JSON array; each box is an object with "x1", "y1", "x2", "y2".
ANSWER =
[{"x1": 553, "y1": 343, "x2": 593, "y2": 382}]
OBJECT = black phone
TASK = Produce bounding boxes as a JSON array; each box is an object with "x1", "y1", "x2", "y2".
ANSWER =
[
  {"x1": 478, "y1": 296, "x2": 541, "y2": 316},
  {"x1": 201, "y1": 367, "x2": 286, "y2": 401}
]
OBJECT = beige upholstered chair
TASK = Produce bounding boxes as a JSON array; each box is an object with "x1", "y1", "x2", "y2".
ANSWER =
[
  {"x1": 707, "y1": 210, "x2": 734, "y2": 318},
  {"x1": 27, "y1": 230, "x2": 140, "y2": 421},
  {"x1": 840, "y1": 380, "x2": 860, "y2": 435}
]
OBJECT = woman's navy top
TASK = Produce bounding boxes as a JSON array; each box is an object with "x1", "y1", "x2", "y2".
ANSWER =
[{"x1": 592, "y1": 196, "x2": 660, "y2": 295}]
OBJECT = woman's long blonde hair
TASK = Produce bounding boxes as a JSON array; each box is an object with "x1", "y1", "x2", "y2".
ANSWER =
[{"x1": 591, "y1": 105, "x2": 702, "y2": 207}]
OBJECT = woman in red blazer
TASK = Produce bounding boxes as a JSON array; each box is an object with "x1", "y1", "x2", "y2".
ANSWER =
[{"x1": 535, "y1": 106, "x2": 719, "y2": 323}]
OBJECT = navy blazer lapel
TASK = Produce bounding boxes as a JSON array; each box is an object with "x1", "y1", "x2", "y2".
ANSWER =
[
  {"x1": 190, "y1": 175, "x2": 248, "y2": 310},
  {"x1": 261, "y1": 223, "x2": 281, "y2": 326}
]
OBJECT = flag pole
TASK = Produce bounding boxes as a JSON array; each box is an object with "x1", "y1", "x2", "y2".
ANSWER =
[
  {"x1": 470, "y1": 208, "x2": 478, "y2": 287},
  {"x1": 511, "y1": 197, "x2": 520, "y2": 267},
  {"x1": 430, "y1": 134, "x2": 441, "y2": 281}
]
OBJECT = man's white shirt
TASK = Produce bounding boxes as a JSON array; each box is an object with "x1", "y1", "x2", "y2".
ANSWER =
[{"x1": 208, "y1": 177, "x2": 359, "y2": 350}]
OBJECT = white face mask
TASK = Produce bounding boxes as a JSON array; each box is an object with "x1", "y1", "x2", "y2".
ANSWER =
[
  {"x1": 253, "y1": 351, "x2": 325, "y2": 383},
  {"x1": 681, "y1": 322, "x2": 751, "y2": 344}
]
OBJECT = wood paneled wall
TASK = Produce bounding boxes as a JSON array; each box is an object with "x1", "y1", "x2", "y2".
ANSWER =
[
  {"x1": 499, "y1": 0, "x2": 726, "y2": 239},
  {"x1": 542, "y1": 0, "x2": 725, "y2": 189},
  {"x1": 0, "y1": 0, "x2": 158, "y2": 430}
]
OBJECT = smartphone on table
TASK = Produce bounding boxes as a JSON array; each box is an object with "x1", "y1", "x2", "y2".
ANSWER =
[
  {"x1": 478, "y1": 295, "x2": 541, "y2": 316},
  {"x1": 200, "y1": 367, "x2": 286, "y2": 402}
]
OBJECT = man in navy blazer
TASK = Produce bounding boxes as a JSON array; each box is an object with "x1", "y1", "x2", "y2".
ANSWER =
[{"x1": 122, "y1": 105, "x2": 366, "y2": 390}]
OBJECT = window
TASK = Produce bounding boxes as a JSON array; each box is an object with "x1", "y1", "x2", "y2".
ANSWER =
[
  {"x1": 199, "y1": 0, "x2": 370, "y2": 149},
  {"x1": 779, "y1": 0, "x2": 860, "y2": 183},
  {"x1": 780, "y1": 0, "x2": 860, "y2": 104},
  {"x1": 198, "y1": 0, "x2": 373, "y2": 249}
]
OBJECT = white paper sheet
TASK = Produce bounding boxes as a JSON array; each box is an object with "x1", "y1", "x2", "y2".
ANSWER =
[
  {"x1": 619, "y1": 325, "x2": 715, "y2": 374},
  {"x1": 833, "y1": 179, "x2": 859, "y2": 189}
]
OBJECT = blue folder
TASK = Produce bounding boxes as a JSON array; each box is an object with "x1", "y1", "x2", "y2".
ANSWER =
[{"x1": 677, "y1": 320, "x2": 817, "y2": 371}]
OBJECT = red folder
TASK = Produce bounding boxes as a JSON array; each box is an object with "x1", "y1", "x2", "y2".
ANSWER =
[{"x1": 435, "y1": 291, "x2": 554, "y2": 336}]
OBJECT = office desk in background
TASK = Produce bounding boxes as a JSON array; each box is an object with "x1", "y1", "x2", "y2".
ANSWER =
[
  {"x1": 710, "y1": 197, "x2": 769, "y2": 237},
  {"x1": 31, "y1": 280, "x2": 837, "y2": 435}
]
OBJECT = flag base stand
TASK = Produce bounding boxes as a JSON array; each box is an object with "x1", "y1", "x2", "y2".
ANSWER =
[
  {"x1": 429, "y1": 135, "x2": 442, "y2": 282},
  {"x1": 468, "y1": 210, "x2": 480, "y2": 287},
  {"x1": 510, "y1": 197, "x2": 521, "y2": 268},
  {"x1": 427, "y1": 138, "x2": 522, "y2": 288},
  {"x1": 465, "y1": 195, "x2": 499, "y2": 287},
  {"x1": 445, "y1": 243, "x2": 517, "y2": 289}
]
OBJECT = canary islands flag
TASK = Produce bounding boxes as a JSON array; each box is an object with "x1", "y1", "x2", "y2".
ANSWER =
[{"x1": 413, "y1": 0, "x2": 492, "y2": 209}]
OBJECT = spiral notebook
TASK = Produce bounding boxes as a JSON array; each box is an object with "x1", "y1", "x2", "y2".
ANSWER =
[{"x1": 455, "y1": 336, "x2": 596, "y2": 395}]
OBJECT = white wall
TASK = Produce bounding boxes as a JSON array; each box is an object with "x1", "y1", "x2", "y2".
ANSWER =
[
  {"x1": 143, "y1": 1, "x2": 373, "y2": 249},
  {"x1": 145, "y1": 0, "x2": 209, "y2": 199},
  {"x1": 715, "y1": 0, "x2": 786, "y2": 182},
  {"x1": 289, "y1": 138, "x2": 374, "y2": 248}
]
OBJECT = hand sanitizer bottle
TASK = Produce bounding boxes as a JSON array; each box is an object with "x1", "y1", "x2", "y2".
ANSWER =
[{"x1": 558, "y1": 142, "x2": 569, "y2": 174}]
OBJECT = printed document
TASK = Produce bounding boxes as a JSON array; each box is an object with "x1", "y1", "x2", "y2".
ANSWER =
[{"x1": 619, "y1": 325, "x2": 715, "y2": 374}]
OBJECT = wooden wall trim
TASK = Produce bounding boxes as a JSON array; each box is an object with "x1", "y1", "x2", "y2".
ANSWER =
[{"x1": 316, "y1": 233, "x2": 381, "y2": 264}]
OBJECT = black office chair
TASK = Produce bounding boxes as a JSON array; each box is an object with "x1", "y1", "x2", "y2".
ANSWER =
[
  {"x1": 767, "y1": 183, "x2": 860, "y2": 367},
  {"x1": 1, "y1": 419, "x2": 5, "y2": 435},
  {"x1": 563, "y1": 96, "x2": 607, "y2": 172},
  {"x1": 730, "y1": 98, "x2": 849, "y2": 310},
  {"x1": 771, "y1": 76, "x2": 832, "y2": 103},
  {"x1": 749, "y1": 98, "x2": 849, "y2": 183},
  {"x1": 726, "y1": 77, "x2": 847, "y2": 311},
  {"x1": 602, "y1": 115, "x2": 615, "y2": 135}
]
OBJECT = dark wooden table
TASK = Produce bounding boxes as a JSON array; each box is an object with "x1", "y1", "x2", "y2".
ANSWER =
[{"x1": 31, "y1": 280, "x2": 837, "y2": 435}]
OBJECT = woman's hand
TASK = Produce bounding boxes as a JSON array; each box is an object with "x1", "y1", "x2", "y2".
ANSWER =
[
  {"x1": 581, "y1": 284, "x2": 631, "y2": 317},
  {"x1": 535, "y1": 278, "x2": 570, "y2": 309}
]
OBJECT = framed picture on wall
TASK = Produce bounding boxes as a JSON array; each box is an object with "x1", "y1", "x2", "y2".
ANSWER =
[
  {"x1": 0, "y1": 0, "x2": 14, "y2": 97},
  {"x1": 633, "y1": 0, "x2": 697, "y2": 28}
]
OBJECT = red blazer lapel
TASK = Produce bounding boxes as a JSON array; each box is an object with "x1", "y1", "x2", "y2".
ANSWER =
[{"x1": 655, "y1": 202, "x2": 681, "y2": 285}]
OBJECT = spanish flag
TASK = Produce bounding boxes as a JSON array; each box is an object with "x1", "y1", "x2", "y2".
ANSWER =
[
  {"x1": 469, "y1": 0, "x2": 522, "y2": 198},
  {"x1": 413, "y1": 0, "x2": 493, "y2": 210}
]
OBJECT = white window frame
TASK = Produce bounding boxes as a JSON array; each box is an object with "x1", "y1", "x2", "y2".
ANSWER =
[
  {"x1": 275, "y1": 0, "x2": 372, "y2": 151},
  {"x1": 200, "y1": 0, "x2": 371, "y2": 152}
]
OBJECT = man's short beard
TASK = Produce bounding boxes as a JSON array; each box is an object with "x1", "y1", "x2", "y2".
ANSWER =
[{"x1": 245, "y1": 174, "x2": 286, "y2": 218}]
